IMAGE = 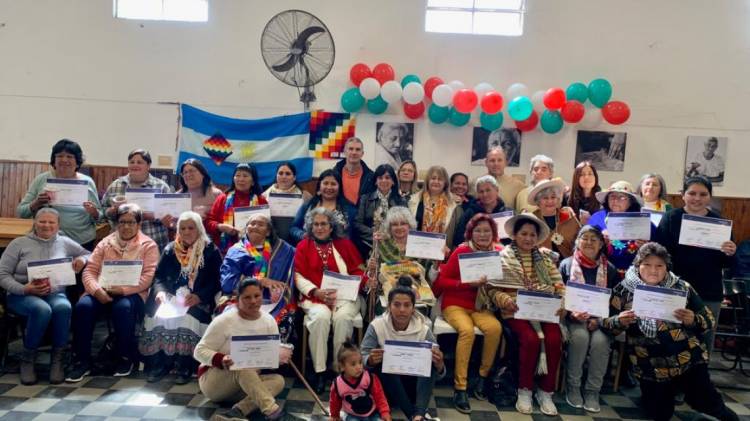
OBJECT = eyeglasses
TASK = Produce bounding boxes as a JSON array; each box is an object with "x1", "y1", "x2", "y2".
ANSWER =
[{"x1": 117, "y1": 220, "x2": 138, "y2": 226}]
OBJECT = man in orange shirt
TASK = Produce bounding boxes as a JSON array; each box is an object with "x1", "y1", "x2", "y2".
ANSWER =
[{"x1": 334, "y1": 137, "x2": 374, "y2": 206}]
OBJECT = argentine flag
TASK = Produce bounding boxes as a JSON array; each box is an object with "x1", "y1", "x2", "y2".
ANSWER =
[{"x1": 177, "y1": 104, "x2": 313, "y2": 187}]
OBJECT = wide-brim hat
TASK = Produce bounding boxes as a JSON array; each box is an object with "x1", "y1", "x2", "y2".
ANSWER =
[
  {"x1": 527, "y1": 178, "x2": 567, "y2": 206},
  {"x1": 594, "y1": 180, "x2": 643, "y2": 206},
  {"x1": 504, "y1": 212, "x2": 551, "y2": 246}
]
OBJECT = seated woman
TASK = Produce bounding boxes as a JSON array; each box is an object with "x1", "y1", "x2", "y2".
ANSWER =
[
  {"x1": 447, "y1": 175, "x2": 506, "y2": 248},
  {"x1": 262, "y1": 161, "x2": 313, "y2": 242},
  {"x1": 139, "y1": 211, "x2": 222, "y2": 384},
  {"x1": 602, "y1": 243, "x2": 738, "y2": 421},
  {"x1": 194, "y1": 279, "x2": 302, "y2": 421},
  {"x1": 0, "y1": 208, "x2": 89, "y2": 385},
  {"x1": 361, "y1": 276, "x2": 446, "y2": 421},
  {"x1": 636, "y1": 173, "x2": 672, "y2": 212},
  {"x1": 408, "y1": 165, "x2": 456, "y2": 235},
  {"x1": 397, "y1": 160, "x2": 419, "y2": 201},
  {"x1": 290, "y1": 169, "x2": 356, "y2": 245},
  {"x1": 177, "y1": 158, "x2": 223, "y2": 218},
  {"x1": 294, "y1": 207, "x2": 367, "y2": 393},
  {"x1": 433, "y1": 213, "x2": 503, "y2": 413},
  {"x1": 219, "y1": 213, "x2": 297, "y2": 343},
  {"x1": 479, "y1": 213, "x2": 564, "y2": 416},
  {"x1": 527, "y1": 178, "x2": 581, "y2": 259},
  {"x1": 558, "y1": 226, "x2": 618, "y2": 412},
  {"x1": 354, "y1": 164, "x2": 406, "y2": 258},
  {"x1": 66, "y1": 204, "x2": 159, "y2": 382}
]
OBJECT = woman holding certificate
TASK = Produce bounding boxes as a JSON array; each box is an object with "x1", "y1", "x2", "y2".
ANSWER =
[
  {"x1": 139, "y1": 211, "x2": 222, "y2": 384},
  {"x1": 528, "y1": 178, "x2": 581, "y2": 259},
  {"x1": 262, "y1": 161, "x2": 312, "y2": 242},
  {"x1": 433, "y1": 214, "x2": 502, "y2": 414},
  {"x1": 67, "y1": 204, "x2": 159, "y2": 382},
  {"x1": 656, "y1": 176, "x2": 736, "y2": 353},
  {"x1": 602, "y1": 243, "x2": 738, "y2": 421},
  {"x1": 177, "y1": 159, "x2": 223, "y2": 219},
  {"x1": 361, "y1": 277, "x2": 446, "y2": 421},
  {"x1": 289, "y1": 169, "x2": 356, "y2": 244},
  {"x1": 17, "y1": 139, "x2": 102, "y2": 249},
  {"x1": 354, "y1": 164, "x2": 406, "y2": 257},
  {"x1": 478, "y1": 213, "x2": 564, "y2": 416},
  {"x1": 0, "y1": 208, "x2": 90, "y2": 385},
  {"x1": 447, "y1": 175, "x2": 507, "y2": 248},
  {"x1": 206, "y1": 163, "x2": 268, "y2": 254},
  {"x1": 558, "y1": 226, "x2": 618, "y2": 412},
  {"x1": 294, "y1": 207, "x2": 367, "y2": 393}
]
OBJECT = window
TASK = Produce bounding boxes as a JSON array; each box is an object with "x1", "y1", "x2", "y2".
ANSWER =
[
  {"x1": 425, "y1": 0, "x2": 525, "y2": 36},
  {"x1": 114, "y1": 0, "x2": 208, "y2": 22}
]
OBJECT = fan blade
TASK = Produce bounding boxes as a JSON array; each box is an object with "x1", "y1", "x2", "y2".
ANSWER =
[
  {"x1": 272, "y1": 54, "x2": 299, "y2": 72},
  {"x1": 291, "y1": 26, "x2": 325, "y2": 50}
]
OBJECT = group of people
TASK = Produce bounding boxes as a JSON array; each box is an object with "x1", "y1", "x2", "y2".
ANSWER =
[{"x1": 0, "y1": 136, "x2": 741, "y2": 421}]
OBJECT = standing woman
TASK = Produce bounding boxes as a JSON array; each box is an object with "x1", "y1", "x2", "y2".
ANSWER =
[
  {"x1": 637, "y1": 173, "x2": 673, "y2": 212},
  {"x1": 262, "y1": 161, "x2": 312, "y2": 242},
  {"x1": 354, "y1": 164, "x2": 406, "y2": 258},
  {"x1": 18, "y1": 139, "x2": 102, "y2": 249},
  {"x1": 102, "y1": 149, "x2": 173, "y2": 250},
  {"x1": 289, "y1": 169, "x2": 356, "y2": 244},
  {"x1": 177, "y1": 158, "x2": 223, "y2": 219},
  {"x1": 408, "y1": 165, "x2": 457, "y2": 235},
  {"x1": 397, "y1": 160, "x2": 419, "y2": 200},
  {"x1": 450, "y1": 172, "x2": 473, "y2": 205},
  {"x1": 206, "y1": 163, "x2": 268, "y2": 254},
  {"x1": 656, "y1": 176, "x2": 736, "y2": 353},
  {"x1": 565, "y1": 161, "x2": 602, "y2": 222},
  {"x1": 139, "y1": 211, "x2": 222, "y2": 384},
  {"x1": 527, "y1": 178, "x2": 581, "y2": 259},
  {"x1": 0, "y1": 208, "x2": 90, "y2": 385}
]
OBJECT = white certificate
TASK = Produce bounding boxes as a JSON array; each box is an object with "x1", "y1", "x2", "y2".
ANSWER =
[
  {"x1": 564, "y1": 282, "x2": 612, "y2": 318},
  {"x1": 153, "y1": 193, "x2": 192, "y2": 219},
  {"x1": 633, "y1": 284, "x2": 688, "y2": 323},
  {"x1": 641, "y1": 208, "x2": 665, "y2": 227},
  {"x1": 99, "y1": 260, "x2": 142, "y2": 288},
  {"x1": 230, "y1": 334, "x2": 280, "y2": 370},
  {"x1": 125, "y1": 188, "x2": 159, "y2": 213},
  {"x1": 606, "y1": 212, "x2": 652, "y2": 240},
  {"x1": 268, "y1": 193, "x2": 304, "y2": 218},
  {"x1": 515, "y1": 290, "x2": 562, "y2": 324},
  {"x1": 405, "y1": 231, "x2": 446, "y2": 260},
  {"x1": 234, "y1": 205, "x2": 272, "y2": 230},
  {"x1": 154, "y1": 297, "x2": 189, "y2": 319},
  {"x1": 45, "y1": 178, "x2": 88, "y2": 206},
  {"x1": 678, "y1": 214, "x2": 732, "y2": 251},
  {"x1": 320, "y1": 270, "x2": 361, "y2": 302},
  {"x1": 458, "y1": 251, "x2": 503, "y2": 283},
  {"x1": 382, "y1": 340, "x2": 433, "y2": 377},
  {"x1": 491, "y1": 210, "x2": 514, "y2": 239},
  {"x1": 26, "y1": 257, "x2": 76, "y2": 287}
]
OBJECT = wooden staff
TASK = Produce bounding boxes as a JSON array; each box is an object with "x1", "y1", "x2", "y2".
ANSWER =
[{"x1": 289, "y1": 360, "x2": 330, "y2": 416}]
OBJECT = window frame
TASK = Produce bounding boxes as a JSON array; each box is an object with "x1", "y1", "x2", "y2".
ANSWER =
[
  {"x1": 425, "y1": 0, "x2": 526, "y2": 37},
  {"x1": 113, "y1": 0, "x2": 209, "y2": 23}
]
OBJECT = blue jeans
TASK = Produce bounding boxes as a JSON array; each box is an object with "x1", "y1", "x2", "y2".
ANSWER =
[
  {"x1": 72, "y1": 294, "x2": 144, "y2": 363},
  {"x1": 6, "y1": 292, "x2": 71, "y2": 350}
]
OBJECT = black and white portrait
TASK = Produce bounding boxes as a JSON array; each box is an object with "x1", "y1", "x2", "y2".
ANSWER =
[
  {"x1": 685, "y1": 135, "x2": 727, "y2": 185},
  {"x1": 471, "y1": 127, "x2": 521, "y2": 167},
  {"x1": 375, "y1": 122, "x2": 414, "y2": 170},
  {"x1": 575, "y1": 130, "x2": 627, "y2": 172}
]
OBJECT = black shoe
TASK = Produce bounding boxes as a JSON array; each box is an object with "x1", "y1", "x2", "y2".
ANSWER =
[
  {"x1": 267, "y1": 409, "x2": 306, "y2": 421},
  {"x1": 175, "y1": 370, "x2": 192, "y2": 385},
  {"x1": 472, "y1": 377, "x2": 488, "y2": 401},
  {"x1": 114, "y1": 358, "x2": 134, "y2": 377},
  {"x1": 212, "y1": 406, "x2": 246, "y2": 421},
  {"x1": 147, "y1": 364, "x2": 170, "y2": 383},
  {"x1": 313, "y1": 372, "x2": 327, "y2": 394},
  {"x1": 65, "y1": 361, "x2": 91, "y2": 383},
  {"x1": 453, "y1": 390, "x2": 471, "y2": 414}
]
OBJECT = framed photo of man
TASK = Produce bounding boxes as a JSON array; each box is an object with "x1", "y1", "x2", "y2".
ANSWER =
[
  {"x1": 684, "y1": 135, "x2": 727, "y2": 185},
  {"x1": 375, "y1": 122, "x2": 414, "y2": 169},
  {"x1": 471, "y1": 127, "x2": 521, "y2": 167}
]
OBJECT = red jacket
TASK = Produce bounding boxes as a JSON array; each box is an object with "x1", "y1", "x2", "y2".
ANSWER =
[
  {"x1": 206, "y1": 191, "x2": 267, "y2": 248},
  {"x1": 294, "y1": 237, "x2": 367, "y2": 305},
  {"x1": 433, "y1": 243, "x2": 503, "y2": 311}
]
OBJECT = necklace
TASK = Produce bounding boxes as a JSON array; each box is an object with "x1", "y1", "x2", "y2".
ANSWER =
[{"x1": 314, "y1": 241, "x2": 333, "y2": 271}]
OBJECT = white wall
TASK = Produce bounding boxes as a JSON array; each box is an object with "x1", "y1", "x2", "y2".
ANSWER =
[{"x1": 1, "y1": 0, "x2": 749, "y2": 196}]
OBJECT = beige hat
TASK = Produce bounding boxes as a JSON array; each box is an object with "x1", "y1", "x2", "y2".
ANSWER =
[
  {"x1": 595, "y1": 180, "x2": 643, "y2": 206},
  {"x1": 527, "y1": 178, "x2": 566, "y2": 206},
  {"x1": 504, "y1": 212, "x2": 551, "y2": 246}
]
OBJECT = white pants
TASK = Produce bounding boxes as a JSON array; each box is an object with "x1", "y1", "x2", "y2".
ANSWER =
[{"x1": 301, "y1": 298, "x2": 361, "y2": 373}]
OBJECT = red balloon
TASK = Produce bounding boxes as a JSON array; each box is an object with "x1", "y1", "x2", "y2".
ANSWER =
[
  {"x1": 349, "y1": 63, "x2": 371, "y2": 87},
  {"x1": 480, "y1": 91, "x2": 504, "y2": 114},
  {"x1": 515, "y1": 110, "x2": 539, "y2": 132},
  {"x1": 403, "y1": 101, "x2": 426, "y2": 119},
  {"x1": 543, "y1": 87, "x2": 566, "y2": 110},
  {"x1": 453, "y1": 89, "x2": 478, "y2": 113},
  {"x1": 561, "y1": 100, "x2": 585, "y2": 123},
  {"x1": 372, "y1": 63, "x2": 395, "y2": 85},
  {"x1": 424, "y1": 76, "x2": 444, "y2": 100},
  {"x1": 602, "y1": 101, "x2": 631, "y2": 125}
]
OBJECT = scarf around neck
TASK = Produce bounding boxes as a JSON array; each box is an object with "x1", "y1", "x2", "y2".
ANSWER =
[
  {"x1": 173, "y1": 236, "x2": 206, "y2": 289},
  {"x1": 570, "y1": 249, "x2": 608, "y2": 288},
  {"x1": 622, "y1": 265, "x2": 680, "y2": 338}
]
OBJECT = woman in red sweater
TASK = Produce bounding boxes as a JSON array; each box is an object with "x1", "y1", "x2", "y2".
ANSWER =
[{"x1": 433, "y1": 213, "x2": 502, "y2": 414}]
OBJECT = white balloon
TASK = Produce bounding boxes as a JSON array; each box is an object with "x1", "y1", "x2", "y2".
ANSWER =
[
  {"x1": 359, "y1": 77, "x2": 380, "y2": 100},
  {"x1": 448, "y1": 80, "x2": 465, "y2": 92},
  {"x1": 506, "y1": 83, "x2": 529, "y2": 100},
  {"x1": 531, "y1": 90, "x2": 546, "y2": 112},
  {"x1": 580, "y1": 104, "x2": 603, "y2": 129},
  {"x1": 432, "y1": 84, "x2": 454, "y2": 107},
  {"x1": 402, "y1": 82, "x2": 425, "y2": 105},
  {"x1": 474, "y1": 82, "x2": 495, "y2": 98},
  {"x1": 380, "y1": 80, "x2": 403, "y2": 104}
]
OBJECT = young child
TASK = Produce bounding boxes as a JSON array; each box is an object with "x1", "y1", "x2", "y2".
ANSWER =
[{"x1": 330, "y1": 342, "x2": 391, "y2": 421}]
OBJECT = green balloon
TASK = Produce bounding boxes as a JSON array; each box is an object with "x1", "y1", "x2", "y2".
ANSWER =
[
  {"x1": 540, "y1": 110, "x2": 563, "y2": 134},
  {"x1": 367, "y1": 95, "x2": 388, "y2": 114},
  {"x1": 508, "y1": 96, "x2": 533, "y2": 121},
  {"x1": 480, "y1": 111, "x2": 504, "y2": 131},
  {"x1": 588, "y1": 78, "x2": 612, "y2": 108},
  {"x1": 566, "y1": 82, "x2": 588, "y2": 103},
  {"x1": 428, "y1": 104, "x2": 450, "y2": 123},
  {"x1": 341, "y1": 87, "x2": 364, "y2": 112},
  {"x1": 401, "y1": 74, "x2": 421, "y2": 88},
  {"x1": 448, "y1": 108, "x2": 470, "y2": 126}
]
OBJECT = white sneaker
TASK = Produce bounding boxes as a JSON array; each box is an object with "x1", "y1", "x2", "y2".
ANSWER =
[
  {"x1": 535, "y1": 390, "x2": 558, "y2": 416},
  {"x1": 515, "y1": 388, "x2": 533, "y2": 414}
]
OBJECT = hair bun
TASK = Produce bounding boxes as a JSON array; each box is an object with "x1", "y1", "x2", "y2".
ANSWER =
[{"x1": 397, "y1": 275, "x2": 413, "y2": 288}]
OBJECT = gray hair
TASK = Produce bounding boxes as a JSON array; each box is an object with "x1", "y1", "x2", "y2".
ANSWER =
[
  {"x1": 177, "y1": 211, "x2": 210, "y2": 244},
  {"x1": 636, "y1": 173, "x2": 668, "y2": 201},
  {"x1": 117, "y1": 203, "x2": 143, "y2": 223},
  {"x1": 344, "y1": 136, "x2": 363, "y2": 149},
  {"x1": 534, "y1": 185, "x2": 564, "y2": 204},
  {"x1": 475, "y1": 175, "x2": 499, "y2": 191},
  {"x1": 305, "y1": 207, "x2": 346, "y2": 240},
  {"x1": 34, "y1": 207, "x2": 60, "y2": 221},
  {"x1": 380, "y1": 206, "x2": 416, "y2": 239},
  {"x1": 529, "y1": 154, "x2": 555, "y2": 173}
]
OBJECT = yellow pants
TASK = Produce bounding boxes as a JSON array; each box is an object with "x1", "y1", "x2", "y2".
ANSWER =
[{"x1": 442, "y1": 306, "x2": 502, "y2": 390}]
